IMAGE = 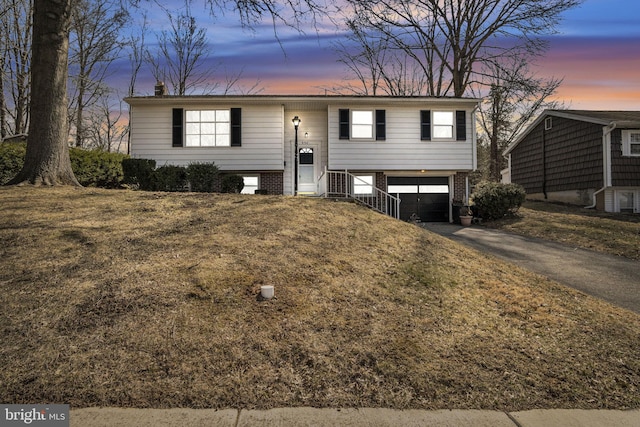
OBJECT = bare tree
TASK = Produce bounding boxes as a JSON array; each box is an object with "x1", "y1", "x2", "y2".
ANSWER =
[
  {"x1": 343, "y1": 0, "x2": 582, "y2": 97},
  {"x1": 69, "y1": 0, "x2": 129, "y2": 148},
  {"x1": 1, "y1": 0, "x2": 32, "y2": 135},
  {"x1": 475, "y1": 58, "x2": 563, "y2": 181},
  {"x1": 147, "y1": 1, "x2": 213, "y2": 95},
  {"x1": 85, "y1": 90, "x2": 127, "y2": 152}
]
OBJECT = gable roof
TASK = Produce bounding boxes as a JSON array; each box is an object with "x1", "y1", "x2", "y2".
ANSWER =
[{"x1": 505, "y1": 109, "x2": 640, "y2": 155}]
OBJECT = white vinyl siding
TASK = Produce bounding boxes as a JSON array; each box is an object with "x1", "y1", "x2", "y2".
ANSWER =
[
  {"x1": 328, "y1": 105, "x2": 474, "y2": 170},
  {"x1": 130, "y1": 105, "x2": 283, "y2": 171}
]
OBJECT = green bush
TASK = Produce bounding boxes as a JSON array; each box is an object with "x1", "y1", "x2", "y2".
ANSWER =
[
  {"x1": 122, "y1": 158, "x2": 156, "y2": 190},
  {"x1": 187, "y1": 162, "x2": 219, "y2": 193},
  {"x1": 1, "y1": 142, "x2": 127, "y2": 188},
  {"x1": 69, "y1": 148, "x2": 128, "y2": 188},
  {"x1": 221, "y1": 174, "x2": 244, "y2": 193},
  {"x1": 472, "y1": 181, "x2": 526, "y2": 221},
  {"x1": 0, "y1": 143, "x2": 26, "y2": 185},
  {"x1": 155, "y1": 165, "x2": 188, "y2": 192}
]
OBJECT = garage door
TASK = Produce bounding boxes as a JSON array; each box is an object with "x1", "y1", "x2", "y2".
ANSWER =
[{"x1": 387, "y1": 177, "x2": 450, "y2": 222}]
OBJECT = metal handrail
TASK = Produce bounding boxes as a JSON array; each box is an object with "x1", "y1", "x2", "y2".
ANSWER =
[{"x1": 318, "y1": 167, "x2": 400, "y2": 219}]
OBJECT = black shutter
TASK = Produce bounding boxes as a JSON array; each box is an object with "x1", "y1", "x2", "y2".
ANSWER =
[
  {"x1": 456, "y1": 110, "x2": 466, "y2": 141},
  {"x1": 421, "y1": 110, "x2": 431, "y2": 141},
  {"x1": 375, "y1": 109, "x2": 386, "y2": 141},
  {"x1": 339, "y1": 109, "x2": 349, "y2": 139},
  {"x1": 172, "y1": 108, "x2": 183, "y2": 147},
  {"x1": 231, "y1": 108, "x2": 241, "y2": 147}
]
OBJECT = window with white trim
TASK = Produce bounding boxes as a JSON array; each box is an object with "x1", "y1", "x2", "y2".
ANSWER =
[
  {"x1": 353, "y1": 174, "x2": 374, "y2": 195},
  {"x1": 432, "y1": 111, "x2": 454, "y2": 139},
  {"x1": 240, "y1": 175, "x2": 259, "y2": 194},
  {"x1": 351, "y1": 110, "x2": 374, "y2": 139},
  {"x1": 185, "y1": 110, "x2": 230, "y2": 147},
  {"x1": 621, "y1": 130, "x2": 640, "y2": 156},
  {"x1": 619, "y1": 192, "x2": 634, "y2": 213}
]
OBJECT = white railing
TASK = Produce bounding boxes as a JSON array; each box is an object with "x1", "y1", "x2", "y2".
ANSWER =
[{"x1": 318, "y1": 168, "x2": 400, "y2": 219}]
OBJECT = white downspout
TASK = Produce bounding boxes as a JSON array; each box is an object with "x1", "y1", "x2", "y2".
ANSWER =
[{"x1": 586, "y1": 122, "x2": 616, "y2": 209}]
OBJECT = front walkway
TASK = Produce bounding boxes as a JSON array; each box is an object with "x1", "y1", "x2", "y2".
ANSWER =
[
  {"x1": 70, "y1": 407, "x2": 640, "y2": 427},
  {"x1": 422, "y1": 223, "x2": 640, "y2": 314}
]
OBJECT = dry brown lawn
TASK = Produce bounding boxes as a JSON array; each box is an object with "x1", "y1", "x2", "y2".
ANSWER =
[
  {"x1": 485, "y1": 200, "x2": 640, "y2": 260},
  {"x1": 0, "y1": 187, "x2": 639, "y2": 410}
]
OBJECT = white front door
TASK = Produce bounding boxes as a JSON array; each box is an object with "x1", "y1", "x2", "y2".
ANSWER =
[{"x1": 297, "y1": 146, "x2": 317, "y2": 194}]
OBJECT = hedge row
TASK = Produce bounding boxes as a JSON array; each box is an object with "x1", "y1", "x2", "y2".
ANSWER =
[
  {"x1": 1, "y1": 143, "x2": 243, "y2": 193},
  {"x1": 0, "y1": 142, "x2": 127, "y2": 188},
  {"x1": 122, "y1": 158, "x2": 243, "y2": 193}
]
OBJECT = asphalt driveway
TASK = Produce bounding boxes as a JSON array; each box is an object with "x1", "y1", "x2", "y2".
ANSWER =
[{"x1": 422, "y1": 223, "x2": 640, "y2": 314}]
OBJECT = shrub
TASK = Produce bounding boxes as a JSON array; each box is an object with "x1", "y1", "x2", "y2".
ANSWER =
[
  {"x1": 122, "y1": 158, "x2": 156, "y2": 190},
  {"x1": 69, "y1": 148, "x2": 128, "y2": 188},
  {"x1": 155, "y1": 165, "x2": 188, "y2": 192},
  {"x1": 187, "y1": 162, "x2": 219, "y2": 193},
  {"x1": 221, "y1": 174, "x2": 244, "y2": 193},
  {"x1": 1, "y1": 142, "x2": 127, "y2": 188},
  {"x1": 472, "y1": 181, "x2": 526, "y2": 221},
  {"x1": 0, "y1": 143, "x2": 26, "y2": 185}
]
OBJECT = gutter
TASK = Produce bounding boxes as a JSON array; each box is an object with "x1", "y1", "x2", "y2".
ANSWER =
[{"x1": 585, "y1": 122, "x2": 617, "y2": 209}]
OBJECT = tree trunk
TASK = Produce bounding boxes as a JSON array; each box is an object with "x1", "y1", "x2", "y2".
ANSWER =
[{"x1": 8, "y1": 0, "x2": 79, "y2": 186}]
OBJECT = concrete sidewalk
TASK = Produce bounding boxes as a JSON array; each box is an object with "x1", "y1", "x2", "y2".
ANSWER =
[
  {"x1": 421, "y1": 222, "x2": 640, "y2": 314},
  {"x1": 70, "y1": 407, "x2": 640, "y2": 426}
]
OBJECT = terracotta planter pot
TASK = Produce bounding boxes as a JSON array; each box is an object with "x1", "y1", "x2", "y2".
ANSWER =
[{"x1": 460, "y1": 215, "x2": 472, "y2": 226}]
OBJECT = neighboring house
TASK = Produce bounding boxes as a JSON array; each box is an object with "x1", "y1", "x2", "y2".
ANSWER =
[
  {"x1": 504, "y1": 110, "x2": 640, "y2": 213},
  {"x1": 125, "y1": 88, "x2": 479, "y2": 222}
]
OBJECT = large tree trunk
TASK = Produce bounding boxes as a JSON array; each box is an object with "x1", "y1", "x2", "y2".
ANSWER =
[{"x1": 8, "y1": 0, "x2": 79, "y2": 186}]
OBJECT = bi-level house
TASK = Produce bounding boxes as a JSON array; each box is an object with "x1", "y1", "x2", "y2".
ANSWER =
[
  {"x1": 125, "y1": 89, "x2": 479, "y2": 222},
  {"x1": 504, "y1": 110, "x2": 640, "y2": 214}
]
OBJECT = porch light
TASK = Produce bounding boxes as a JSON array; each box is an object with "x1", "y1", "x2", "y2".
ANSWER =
[{"x1": 292, "y1": 116, "x2": 301, "y2": 195}]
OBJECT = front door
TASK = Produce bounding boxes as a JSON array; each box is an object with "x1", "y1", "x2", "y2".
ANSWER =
[{"x1": 298, "y1": 146, "x2": 317, "y2": 194}]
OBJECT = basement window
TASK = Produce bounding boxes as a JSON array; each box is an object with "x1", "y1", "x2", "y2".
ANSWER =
[
  {"x1": 240, "y1": 176, "x2": 259, "y2": 194},
  {"x1": 353, "y1": 174, "x2": 374, "y2": 195}
]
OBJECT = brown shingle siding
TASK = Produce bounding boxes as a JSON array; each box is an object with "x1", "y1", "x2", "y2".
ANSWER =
[
  {"x1": 511, "y1": 116, "x2": 604, "y2": 195},
  {"x1": 610, "y1": 129, "x2": 640, "y2": 187},
  {"x1": 511, "y1": 122, "x2": 544, "y2": 194}
]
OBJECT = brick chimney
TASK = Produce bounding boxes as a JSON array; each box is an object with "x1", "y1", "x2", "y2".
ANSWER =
[{"x1": 154, "y1": 81, "x2": 168, "y2": 96}]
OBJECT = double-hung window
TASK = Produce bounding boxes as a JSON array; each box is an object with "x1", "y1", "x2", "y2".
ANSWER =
[
  {"x1": 352, "y1": 110, "x2": 374, "y2": 139},
  {"x1": 185, "y1": 110, "x2": 230, "y2": 147},
  {"x1": 622, "y1": 130, "x2": 640, "y2": 156},
  {"x1": 432, "y1": 111, "x2": 454, "y2": 139},
  {"x1": 338, "y1": 109, "x2": 386, "y2": 140},
  {"x1": 421, "y1": 110, "x2": 466, "y2": 141}
]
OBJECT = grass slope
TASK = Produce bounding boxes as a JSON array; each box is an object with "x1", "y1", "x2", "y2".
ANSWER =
[
  {"x1": 1, "y1": 187, "x2": 639, "y2": 410},
  {"x1": 486, "y1": 201, "x2": 640, "y2": 260}
]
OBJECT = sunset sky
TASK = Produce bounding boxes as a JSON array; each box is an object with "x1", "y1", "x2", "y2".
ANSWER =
[{"x1": 132, "y1": 0, "x2": 640, "y2": 111}]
